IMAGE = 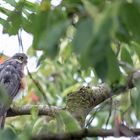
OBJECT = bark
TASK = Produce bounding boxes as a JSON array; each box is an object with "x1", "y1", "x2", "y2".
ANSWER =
[{"x1": 32, "y1": 128, "x2": 140, "y2": 140}]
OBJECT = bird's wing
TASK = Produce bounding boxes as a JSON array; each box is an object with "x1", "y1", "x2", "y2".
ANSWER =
[{"x1": 0, "y1": 63, "x2": 21, "y2": 115}]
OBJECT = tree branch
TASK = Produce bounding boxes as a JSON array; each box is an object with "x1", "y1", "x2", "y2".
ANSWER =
[
  {"x1": 66, "y1": 71, "x2": 140, "y2": 126},
  {"x1": 6, "y1": 71, "x2": 140, "y2": 120},
  {"x1": 5, "y1": 71, "x2": 140, "y2": 140},
  {"x1": 31, "y1": 128, "x2": 140, "y2": 140},
  {"x1": 7, "y1": 105, "x2": 61, "y2": 117}
]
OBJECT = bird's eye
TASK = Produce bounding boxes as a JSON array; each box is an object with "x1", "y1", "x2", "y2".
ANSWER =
[{"x1": 18, "y1": 56, "x2": 23, "y2": 61}]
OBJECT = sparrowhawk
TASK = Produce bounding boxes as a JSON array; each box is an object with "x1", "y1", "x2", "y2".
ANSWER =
[{"x1": 0, "y1": 53, "x2": 27, "y2": 128}]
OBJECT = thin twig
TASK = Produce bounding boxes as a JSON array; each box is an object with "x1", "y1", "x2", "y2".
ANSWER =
[
  {"x1": 121, "y1": 90, "x2": 132, "y2": 121},
  {"x1": 17, "y1": 29, "x2": 50, "y2": 105},
  {"x1": 85, "y1": 108, "x2": 98, "y2": 127},
  {"x1": 119, "y1": 61, "x2": 137, "y2": 72},
  {"x1": 85, "y1": 103, "x2": 106, "y2": 127},
  {"x1": 105, "y1": 98, "x2": 113, "y2": 129},
  {"x1": 27, "y1": 67, "x2": 51, "y2": 106},
  {"x1": 17, "y1": 28, "x2": 24, "y2": 52},
  {"x1": 115, "y1": 41, "x2": 121, "y2": 57}
]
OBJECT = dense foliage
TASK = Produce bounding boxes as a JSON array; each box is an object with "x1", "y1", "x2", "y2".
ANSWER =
[{"x1": 0, "y1": 0, "x2": 140, "y2": 139}]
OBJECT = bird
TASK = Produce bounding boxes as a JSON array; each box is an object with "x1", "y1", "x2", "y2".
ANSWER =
[{"x1": 0, "y1": 53, "x2": 28, "y2": 128}]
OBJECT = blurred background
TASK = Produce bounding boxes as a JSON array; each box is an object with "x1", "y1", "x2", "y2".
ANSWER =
[{"x1": 0, "y1": 0, "x2": 140, "y2": 140}]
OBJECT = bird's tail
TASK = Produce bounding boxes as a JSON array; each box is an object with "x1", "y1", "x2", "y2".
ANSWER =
[{"x1": 0, "y1": 114, "x2": 6, "y2": 128}]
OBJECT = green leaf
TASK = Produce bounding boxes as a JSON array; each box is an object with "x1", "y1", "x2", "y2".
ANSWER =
[
  {"x1": 0, "y1": 18, "x2": 6, "y2": 26},
  {"x1": 3, "y1": 14, "x2": 22, "y2": 35},
  {"x1": 31, "y1": 11, "x2": 49, "y2": 48},
  {"x1": 73, "y1": 18, "x2": 93, "y2": 54},
  {"x1": 107, "y1": 47, "x2": 120, "y2": 82},
  {"x1": 59, "y1": 43, "x2": 72, "y2": 64},
  {"x1": 22, "y1": 15, "x2": 34, "y2": 33},
  {"x1": 119, "y1": 2, "x2": 140, "y2": 43},
  {"x1": 121, "y1": 44, "x2": 133, "y2": 65},
  {"x1": 62, "y1": 83, "x2": 81, "y2": 97},
  {"x1": 32, "y1": 4, "x2": 70, "y2": 58},
  {"x1": 5, "y1": 0, "x2": 16, "y2": 7},
  {"x1": 82, "y1": 0, "x2": 98, "y2": 18},
  {"x1": 94, "y1": 56, "x2": 108, "y2": 81},
  {"x1": 56, "y1": 111, "x2": 81, "y2": 133},
  {"x1": 133, "y1": 79, "x2": 140, "y2": 119},
  {"x1": 36, "y1": 19, "x2": 70, "y2": 58},
  {"x1": 75, "y1": 1, "x2": 121, "y2": 81},
  {"x1": 0, "y1": 128, "x2": 16, "y2": 140},
  {"x1": 94, "y1": 46, "x2": 120, "y2": 82},
  {"x1": 0, "y1": 7, "x2": 12, "y2": 16},
  {"x1": 62, "y1": 0, "x2": 82, "y2": 5},
  {"x1": 3, "y1": 2, "x2": 24, "y2": 35},
  {"x1": 131, "y1": 41, "x2": 140, "y2": 60},
  {"x1": 32, "y1": 118, "x2": 46, "y2": 134},
  {"x1": 24, "y1": 0, "x2": 38, "y2": 12},
  {"x1": 116, "y1": 19, "x2": 131, "y2": 43}
]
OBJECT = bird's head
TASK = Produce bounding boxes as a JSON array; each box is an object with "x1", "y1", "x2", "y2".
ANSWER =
[{"x1": 12, "y1": 53, "x2": 28, "y2": 65}]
